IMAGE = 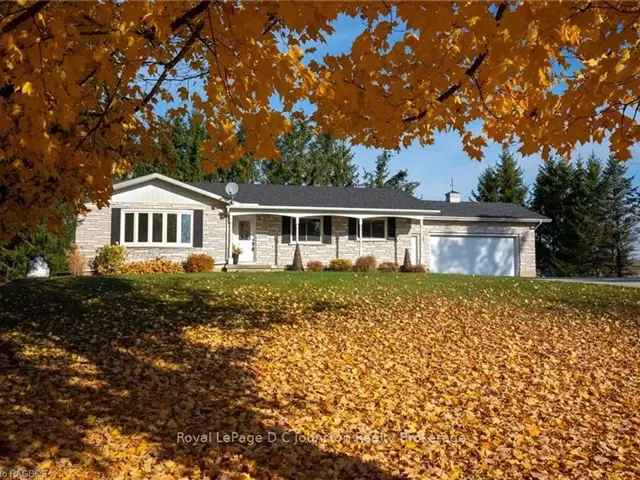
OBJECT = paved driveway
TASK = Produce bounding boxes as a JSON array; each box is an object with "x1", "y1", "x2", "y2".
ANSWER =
[{"x1": 540, "y1": 277, "x2": 640, "y2": 288}]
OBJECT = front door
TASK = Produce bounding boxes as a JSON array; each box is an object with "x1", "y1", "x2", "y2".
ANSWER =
[{"x1": 233, "y1": 216, "x2": 255, "y2": 263}]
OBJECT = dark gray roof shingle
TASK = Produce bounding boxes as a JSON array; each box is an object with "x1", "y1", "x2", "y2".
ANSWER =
[
  {"x1": 189, "y1": 182, "x2": 430, "y2": 210},
  {"x1": 189, "y1": 181, "x2": 547, "y2": 220},
  {"x1": 420, "y1": 200, "x2": 548, "y2": 220}
]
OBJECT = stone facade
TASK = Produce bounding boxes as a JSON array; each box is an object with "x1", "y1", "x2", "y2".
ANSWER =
[
  {"x1": 75, "y1": 200, "x2": 227, "y2": 269},
  {"x1": 75, "y1": 179, "x2": 538, "y2": 276},
  {"x1": 252, "y1": 215, "x2": 536, "y2": 277},
  {"x1": 255, "y1": 216, "x2": 415, "y2": 266}
]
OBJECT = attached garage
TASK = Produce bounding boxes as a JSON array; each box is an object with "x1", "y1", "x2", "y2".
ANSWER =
[{"x1": 429, "y1": 234, "x2": 518, "y2": 277}]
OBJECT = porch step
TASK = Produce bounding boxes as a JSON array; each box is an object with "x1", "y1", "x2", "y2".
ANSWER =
[{"x1": 224, "y1": 264, "x2": 284, "y2": 272}]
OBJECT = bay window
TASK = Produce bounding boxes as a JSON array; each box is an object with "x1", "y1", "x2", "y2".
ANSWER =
[{"x1": 122, "y1": 210, "x2": 193, "y2": 246}]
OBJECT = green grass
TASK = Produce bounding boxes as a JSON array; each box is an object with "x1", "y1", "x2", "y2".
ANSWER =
[{"x1": 2, "y1": 272, "x2": 639, "y2": 323}]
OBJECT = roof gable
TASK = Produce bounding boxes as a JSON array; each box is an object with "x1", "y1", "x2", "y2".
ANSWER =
[{"x1": 114, "y1": 173, "x2": 228, "y2": 204}]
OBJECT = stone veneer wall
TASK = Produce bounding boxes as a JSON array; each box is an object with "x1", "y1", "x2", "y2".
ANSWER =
[
  {"x1": 75, "y1": 202, "x2": 227, "y2": 268},
  {"x1": 254, "y1": 215, "x2": 536, "y2": 277},
  {"x1": 76, "y1": 205, "x2": 537, "y2": 277},
  {"x1": 255, "y1": 215, "x2": 415, "y2": 266}
]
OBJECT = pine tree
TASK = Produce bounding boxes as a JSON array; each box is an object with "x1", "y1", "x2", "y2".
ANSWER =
[
  {"x1": 363, "y1": 151, "x2": 420, "y2": 195},
  {"x1": 497, "y1": 149, "x2": 528, "y2": 205},
  {"x1": 471, "y1": 167, "x2": 499, "y2": 202},
  {"x1": 472, "y1": 148, "x2": 527, "y2": 205},
  {"x1": 127, "y1": 115, "x2": 260, "y2": 183},
  {"x1": 566, "y1": 155, "x2": 606, "y2": 275},
  {"x1": 261, "y1": 121, "x2": 358, "y2": 187},
  {"x1": 598, "y1": 156, "x2": 640, "y2": 277},
  {"x1": 530, "y1": 158, "x2": 574, "y2": 275}
]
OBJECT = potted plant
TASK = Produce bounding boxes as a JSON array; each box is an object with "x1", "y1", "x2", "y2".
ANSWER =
[{"x1": 232, "y1": 245, "x2": 242, "y2": 264}]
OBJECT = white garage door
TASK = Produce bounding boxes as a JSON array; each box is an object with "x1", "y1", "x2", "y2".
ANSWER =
[{"x1": 429, "y1": 235, "x2": 517, "y2": 276}]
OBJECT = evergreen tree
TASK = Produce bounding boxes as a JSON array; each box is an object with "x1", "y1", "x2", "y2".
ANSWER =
[
  {"x1": 127, "y1": 116, "x2": 260, "y2": 183},
  {"x1": 598, "y1": 156, "x2": 640, "y2": 277},
  {"x1": 363, "y1": 151, "x2": 420, "y2": 195},
  {"x1": 530, "y1": 158, "x2": 574, "y2": 275},
  {"x1": 261, "y1": 121, "x2": 358, "y2": 186},
  {"x1": 0, "y1": 205, "x2": 76, "y2": 280},
  {"x1": 471, "y1": 167, "x2": 500, "y2": 202},
  {"x1": 565, "y1": 155, "x2": 607, "y2": 275},
  {"x1": 472, "y1": 148, "x2": 527, "y2": 205}
]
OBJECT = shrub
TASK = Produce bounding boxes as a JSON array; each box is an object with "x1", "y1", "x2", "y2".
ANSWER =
[
  {"x1": 67, "y1": 246, "x2": 87, "y2": 276},
  {"x1": 378, "y1": 261, "x2": 399, "y2": 272},
  {"x1": 91, "y1": 244, "x2": 126, "y2": 275},
  {"x1": 120, "y1": 257, "x2": 184, "y2": 275},
  {"x1": 184, "y1": 253, "x2": 214, "y2": 273},
  {"x1": 402, "y1": 264, "x2": 427, "y2": 273},
  {"x1": 353, "y1": 255, "x2": 377, "y2": 272},
  {"x1": 329, "y1": 258, "x2": 352, "y2": 272},
  {"x1": 0, "y1": 209, "x2": 76, "y2": 280},
  {"x1": 306, "y1": 260, "x2": 324, "y2": 272},
  {"x1": 291, "y1": 243, "x2": 304, "y2": 271},
  {"x1": 400, "y1": 248, "x2": 412, "y2": 272}
]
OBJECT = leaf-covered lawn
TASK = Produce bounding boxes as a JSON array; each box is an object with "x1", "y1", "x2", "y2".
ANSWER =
[{"x1": 1, "y1": 273, "x2": 639, "y2": 479}]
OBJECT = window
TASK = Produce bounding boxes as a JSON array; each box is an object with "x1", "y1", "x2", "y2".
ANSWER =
[
  {"x1": 138, "y1": 213, "x2": 148, "y2": 242},
  {"x1": 238, "y1": 220, "x2": 251, "y2": 240},
  {"x1": 181, "y1": 214, "x2": 191, "y2": 243},
  {"x1": 361, "y1": 219, "x2": 386, "y2": 239},
  {"x1": 290, "y1": 217, "x2": 322, "y2": 242},
  {"x1": 167, "y1": 214, "x2": 177, "y2": 243},
  {"x1": 153, "y1": 213, "x2": 163, "y2": 242},
  {"x1": 124, "y1": 213, "x2": 134, "y2": 242},
  {"x1": 122, "y1": 211, "x2": 193, "y2": 246}
]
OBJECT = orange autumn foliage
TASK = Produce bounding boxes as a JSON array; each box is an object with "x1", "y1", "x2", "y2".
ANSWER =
[{"x1": 2, "y1": 1, "x2": 640, "y2": 236}]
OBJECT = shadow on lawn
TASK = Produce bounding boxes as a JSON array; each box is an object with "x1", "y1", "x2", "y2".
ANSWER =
[{"x1": 0, "y1": 276, "x2": 402, "y2": 479}]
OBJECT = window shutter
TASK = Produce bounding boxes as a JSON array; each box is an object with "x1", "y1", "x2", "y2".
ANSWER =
[
  {"x1": 281, "y1": 216, "x2": 291, "y2": 244},
  {"x1": 193, "y1": 210, "x2": 203, "y2": 247},
  {"x1": 322, "y1": 216, "x2": 332, "y2": 244},
  {"x1": 348, "y1": 217, "x2": 357, "y2": 240},
  {"x1": 387, "y1": 217, "x2": 396, "y2": 238},
  {"x1": 111, "y1": 208, "x2": 121, "y2": 245}
]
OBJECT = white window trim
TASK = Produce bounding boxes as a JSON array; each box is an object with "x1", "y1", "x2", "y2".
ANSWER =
[
  {"x1": 121, "y1": 210, "x2": 194, "y2": 247},
  {"x1": 359, "y1": 218, "x2": 387, "y2": 241},
  {"x1": 290, "y1": 216, "x2": 324, "y2": 244}
]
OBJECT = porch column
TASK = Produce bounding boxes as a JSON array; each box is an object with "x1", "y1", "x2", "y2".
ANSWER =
[
  {"x1": 419, "y1": 218, "x2": 423, "y2": 264},
  {"x1": 227, "y1": 211, "x2": 233, "y2": 264},
  {"x1": 358, "y1": 218, "x2": 363, "y2": 257},
  {"x1": 295, "y1": 216, "x2": 300, "y2": 244}
]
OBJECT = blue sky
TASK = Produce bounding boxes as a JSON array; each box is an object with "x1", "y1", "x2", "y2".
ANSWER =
[{"x1": 353, "y1": 134, "x2": 640, "y2": 202}]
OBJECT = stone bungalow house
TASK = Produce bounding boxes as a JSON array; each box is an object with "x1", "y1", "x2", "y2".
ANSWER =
[{"x1": 75, "y1": 173, "x2": 550, "y2": 276}]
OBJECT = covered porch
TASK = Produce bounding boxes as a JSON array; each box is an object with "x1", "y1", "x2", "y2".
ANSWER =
[{"x1": 224, "y1": 205, "x2": 439, "y2": 268}]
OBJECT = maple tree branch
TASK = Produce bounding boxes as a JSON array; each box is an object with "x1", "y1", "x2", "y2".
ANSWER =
[
  {"x1": 138, "y1": 21, "x2": 204, "y2": 110},
  {"x1": 262, "y1": 14, "x2": 279, "y2": 35},
  {"x1": 403, "y1": 2, "x2": 507, "y2": 123},
  {"x1": 170, "y1": 1, "x2": 211, "y2": 31},
  {"x1": 0, "y1": 0, "x2": 49, "y2": 36},
  {"x1": 75, "y1": 74, "x2": 124, "y2": 151}
]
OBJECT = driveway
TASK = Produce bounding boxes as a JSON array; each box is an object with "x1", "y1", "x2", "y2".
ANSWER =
[{"x1": 540, "y1": 277, "x2": 640, "y2": 288}]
